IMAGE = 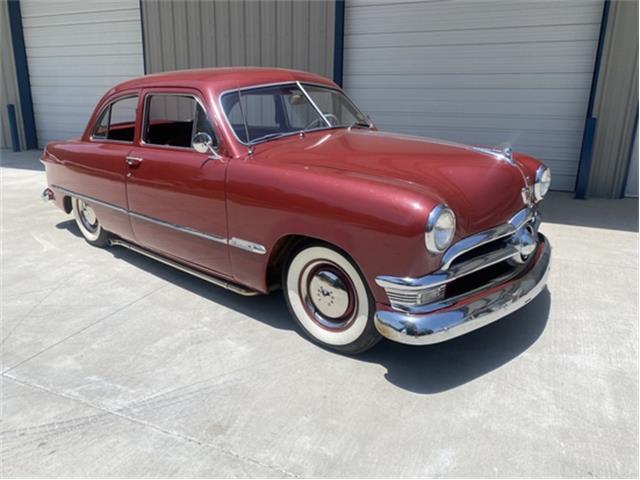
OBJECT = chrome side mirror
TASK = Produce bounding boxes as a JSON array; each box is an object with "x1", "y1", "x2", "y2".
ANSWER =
[{"x1": 192, "y1": 132, "x2": 220, "y2": 159}]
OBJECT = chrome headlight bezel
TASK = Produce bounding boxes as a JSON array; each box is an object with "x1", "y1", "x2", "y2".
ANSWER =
[
  {"x1": 425, "y1": 204, "x2": 456, "y2": 254},
  {"x1": 533, "y1": 165, "x2": 551, "y2": 201}
]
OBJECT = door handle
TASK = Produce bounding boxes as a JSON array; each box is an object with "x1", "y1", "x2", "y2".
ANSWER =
[{"x1": 125, "y1": 156, "x2": 143, "y2": 168}]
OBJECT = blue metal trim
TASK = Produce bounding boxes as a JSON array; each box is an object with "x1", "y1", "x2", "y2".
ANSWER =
[
  {"x1": 575, "y1": 0, "x2": 610, "y2": 199},
  {"x1": 332, "y1": 0, "x2": 345, "y2": 87},
  {"x1": 7, "y1": 104, "x2": 20, "y2": 152},
  {"x1": 7, "y1": 0, "x2": 38, "y2": 149},
  {"x1": 139, "y1": 0, "x2": 147, "y2": 74}
]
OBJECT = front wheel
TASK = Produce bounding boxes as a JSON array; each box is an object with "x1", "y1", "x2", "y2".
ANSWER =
[
  {"x1": 283, "y1": 245, "x2": 381, "y2": 354},
  {"x1": 71, "y1": 197, "x2": 110, "y2": 247}
]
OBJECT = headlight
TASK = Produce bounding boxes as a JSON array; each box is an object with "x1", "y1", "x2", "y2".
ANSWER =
[
  {"x1": 534, "y1": 165, "x2": 551, "y2": 201},
  {"x1": 425, "y1": 204, "x2": 456, "y2": 253}
]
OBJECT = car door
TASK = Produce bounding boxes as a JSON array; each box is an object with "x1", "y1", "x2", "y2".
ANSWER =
[
  {"x1": 57, "y1": 93, "x2": 139, "y2": 241},
  {"x1": 125, "y1": 88, "x2": 230, "y2": 275}
]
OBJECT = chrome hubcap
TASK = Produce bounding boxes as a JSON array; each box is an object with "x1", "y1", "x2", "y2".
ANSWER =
[
  {"x1": 300, "y1": 262, "x2": 357, "y2": 330},
  {"x1": 309, "y1": 270, "x2": 350, "y2": 319},
  {"x1": 78, "y1": 200, "x2": 98, "y2": 232}
]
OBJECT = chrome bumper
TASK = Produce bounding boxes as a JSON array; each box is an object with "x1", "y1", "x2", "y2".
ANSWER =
[{"x1": 374, "y1": 234, "x2": 551, "y2": 345}]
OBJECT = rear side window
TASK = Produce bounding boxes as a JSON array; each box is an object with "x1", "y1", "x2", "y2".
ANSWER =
[
  {"x1": 92, "y1": 96, "x2": 138, "y2": 142},
  {"x1": 143, "y1": 93, "x2": 217, "y2": 149}
]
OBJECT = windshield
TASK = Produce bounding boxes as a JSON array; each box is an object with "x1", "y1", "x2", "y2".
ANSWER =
[{"x1": 220, "y1": 83, "x2": 369, "y2": 144}]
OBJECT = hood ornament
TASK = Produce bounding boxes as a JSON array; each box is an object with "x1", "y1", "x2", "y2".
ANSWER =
[{"x1": 472, "y1": 144, "x2": 515, "y2": 164}]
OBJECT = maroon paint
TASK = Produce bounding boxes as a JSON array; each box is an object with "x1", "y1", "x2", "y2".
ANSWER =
[{"x1": 42, "y1": 68, "x2": 544, "y2": 305}]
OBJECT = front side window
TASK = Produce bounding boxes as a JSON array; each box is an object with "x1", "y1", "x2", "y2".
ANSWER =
[
  {"x1": 220, "y1": 83, "x2": 368, "y2": 144},
  {"x1": 92, "y1": 96, "x2": 137, "y2": 142},
  {"x1": 143, "y1": 93, "x2": 216, "y2": 149}
]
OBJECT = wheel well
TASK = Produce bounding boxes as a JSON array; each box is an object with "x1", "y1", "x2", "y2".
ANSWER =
[
  {"x1": 63, "y1": 196, "x2": 72, "y2": 214},
  {"x1": 266, "y1": 234, "x2": 326, "y2": 291}
]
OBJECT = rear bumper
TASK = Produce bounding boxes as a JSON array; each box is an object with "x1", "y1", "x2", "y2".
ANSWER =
[{"x1": 374, "y1": 234, "x2": 551, "y2": 345}]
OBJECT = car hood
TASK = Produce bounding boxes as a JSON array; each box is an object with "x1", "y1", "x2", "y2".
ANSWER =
[{"x1": 254, "y1": 129, "x2": 530, "y2": 235}]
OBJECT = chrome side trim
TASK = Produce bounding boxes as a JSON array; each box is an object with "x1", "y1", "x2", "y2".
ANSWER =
[
  {"x1": 51, "y1": 185, "x2": 128, "y2": 215},
  {"x1": 374, "y1": 234, "x2": 551, "y2": 346},
  {"x1": 109, "y1": 239, "x2": 260, "y2": 296},
  {"x1": 229, "y1": 237, "x2": 267, "y2": 255},
  {"x1": 127, "y1": 211, "x2": 227, "y2": 244},
  {"x1": 50, "y1": 185, "x2": 266, "y2": 254}
]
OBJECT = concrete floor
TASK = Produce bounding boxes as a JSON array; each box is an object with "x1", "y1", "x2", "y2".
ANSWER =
[{"x1": 1, "y1": 149, "x2": 638, "y2": 477}]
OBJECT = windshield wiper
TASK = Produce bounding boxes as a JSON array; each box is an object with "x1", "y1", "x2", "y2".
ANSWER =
[{"x1": 248, "y1": 132, "x2": 287, "y2": 145}]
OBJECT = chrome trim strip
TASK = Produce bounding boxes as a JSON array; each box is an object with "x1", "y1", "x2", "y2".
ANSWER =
[
  {"x1": 296, "y1": 81, "x2": 331, "y2": 127},
  {"x1": 374, "y1": 235, "x2": 551, "y2": 346},
  {"x1": 51, "y1": 186, "x2": 128, "y2": 215},
  {"x1": 109, "y1": 239, "x2": 260, "y2": 296},
  {"x1": 89, "y1": 93, "x2": 139, "y2": 144},
  {"x1": 127, "y1": 211, "x2": 227, "y2": 244},
  {"x1": 50, "y1": 185, "x2": 266, "y2": 254},
  {"x1": 139, "y1": 92, "x2": 216, "y2": 151},
  {"x1": 229, "y1": 237, "x2": 267, "y2": 255}
]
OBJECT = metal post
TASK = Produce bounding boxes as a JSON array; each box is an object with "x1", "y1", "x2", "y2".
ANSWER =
[{"x1": 7, "y1": 104, "x2": 21, "y2": 152}]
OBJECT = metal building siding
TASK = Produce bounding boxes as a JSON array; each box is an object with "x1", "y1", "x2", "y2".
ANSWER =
[
  {"x1": 140, "y1": 0, "x2": 335, "y2": 78},
  {"x1": 343, "y1": 0, "x2": 604, "y2": 191},
  {"x1": 20, "y1": 0, "x2": 144, "y2": 146},
  {"x1": 0, "y1": 1, "x2": 24, "y2": 150},
  {"x1": 588, "y1": 0, "x2": 639, "y2": 198}
]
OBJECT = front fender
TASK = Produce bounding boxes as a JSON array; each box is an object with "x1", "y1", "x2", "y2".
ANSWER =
[{"x1": 225, "y1": 160, "x2": 440, "y2": 302}]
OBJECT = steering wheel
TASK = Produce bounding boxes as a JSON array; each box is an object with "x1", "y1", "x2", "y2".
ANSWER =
[{"x1": 304, "y1": 113, "x2": 340, "y2": 130}]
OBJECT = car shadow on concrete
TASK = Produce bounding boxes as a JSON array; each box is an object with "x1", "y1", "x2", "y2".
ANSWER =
[{"x1": 56, "y1": 219, "x2": 551, "y2": 394}]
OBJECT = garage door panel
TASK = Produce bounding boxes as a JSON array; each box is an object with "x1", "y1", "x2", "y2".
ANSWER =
[
  {"x1": 23, "y1": 0, "x2": 144, "y2": 145},
  {"x1": 20, "y1": 0, "x2": 140, "y2": 16},
  {"x1": 345, "y1": 49, "x2": 598, "y2": 75},
  {"x1": 359, "y1": 99, "x2": 588, "y2": 118},
  {"x1": 352, "y1": 87, "x2": 590, "y2": 104},
  {"x1": 381, "y1": 125, "x2": 583, "y2": 150},
  {"x1": 27, "y1": 43, "x2": 142, "y2": 58},
  {"x1": 366, "y1": 113, "x2": 585, "y2": 133},
  {"x1": 346, "y1": 23, "x2": 600, "y2": 48},
  {"x1": 23, "y1": 22, "x2": 142, "y2": 47},
  {"x1": 347, "y1": 0, "x2": 602, "y2": 34},
  {"x1": 343, "y1": 73, "x2": 594, "y2": 90},
  {"x1": 22, "y1": 8, "x2": 141, "y2": 28},
  {"x1": 344, "y1": 0, "x2": 603, "y2": 191},
  {"x1": 29, "y1": 75, "x2": 133, "y2": 88}
]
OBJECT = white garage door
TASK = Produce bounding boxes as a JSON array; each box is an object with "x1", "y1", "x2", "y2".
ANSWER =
[
  {"x1": 21, "y1": 0, "x2": 144, "y2": 147},
  {"x1": 343, "y1": 0, "x2": 604, "y2": 191}
]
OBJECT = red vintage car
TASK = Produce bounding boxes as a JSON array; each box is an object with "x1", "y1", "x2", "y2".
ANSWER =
[{"x1": 41, "y1": 67, "x2": 551, "y2": 354}]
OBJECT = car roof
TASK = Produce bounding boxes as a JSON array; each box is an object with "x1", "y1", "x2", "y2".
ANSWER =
[{"x1": 111, "y1": 67, "x2": 337, "y2": 95}]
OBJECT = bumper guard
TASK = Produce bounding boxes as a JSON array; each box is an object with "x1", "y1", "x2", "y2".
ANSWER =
[{"x1": 374, "y1": 234, "x2": 551, "y2": 345}]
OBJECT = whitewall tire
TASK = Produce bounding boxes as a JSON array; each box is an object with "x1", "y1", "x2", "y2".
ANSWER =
[
  {"x1": 72, "y1": 197, "x2": 110, "y2": 247},
  {"x1": 283, "y1": 245, "x2": 380, "y2": 354}
]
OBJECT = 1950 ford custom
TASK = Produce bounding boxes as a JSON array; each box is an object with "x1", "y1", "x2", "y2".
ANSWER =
[{"x1": 41, "y1": 68, "x2": 551, "y2": 354}]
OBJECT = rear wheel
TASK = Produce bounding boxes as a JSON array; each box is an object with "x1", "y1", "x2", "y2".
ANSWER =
[
  {"x1": 72, "y1": 197, "x2": 110, "y2": 247},
  {"x1": 283, "y1": 245, "x2": 381, "y2": 354}
]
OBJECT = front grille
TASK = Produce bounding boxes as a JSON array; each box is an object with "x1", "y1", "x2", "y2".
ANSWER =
[
  {"x1": 377, "y1": 207, "x2": 540, "y2": 312},
  {"x1": 444, "y1": 259, "x2": 518, "y2": 299}
]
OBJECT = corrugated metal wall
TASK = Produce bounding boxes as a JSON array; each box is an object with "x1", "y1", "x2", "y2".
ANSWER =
[
  {"x1": 141, "y1": 0, "x2": 335, "y2": 78},
  {"x1": 588, "y1": 0, "x2": 639, "y2": 198},
  {"x1": 0, "y1": 1, "x2": 24, "y2": 150}
]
